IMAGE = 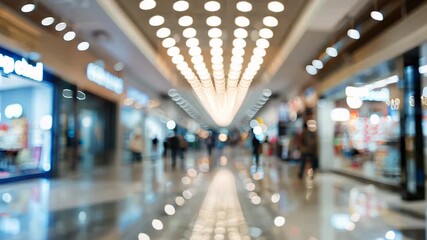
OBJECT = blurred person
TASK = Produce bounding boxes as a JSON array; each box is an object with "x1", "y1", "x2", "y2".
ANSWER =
[
  {"x1": 168, "y1": 132, "x2": 180, "y2": 169},
  {"x1": 298, "y1": 122, "x2": 318, "y2": 179},
  {"x1": 178, "y1": 134, "x2": 188, "y2": 164},
  {"x1": 262, "y1": 135, "x2": 273, "y2": 166},
  {"x1": 252, "y1": 133, "x2": 261, "y2": 167},
  {"x1": 206, "y1": 133, "x2": 215, "y2": 156},
  {"x1": 129, "y1": 129, "x2": 144, "y2": 163},
  {"x1": 151, "y1": 137, "x2": 159, "y2": 160}
]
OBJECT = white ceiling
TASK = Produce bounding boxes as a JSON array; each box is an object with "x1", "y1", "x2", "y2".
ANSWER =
[{"x1": 37, "y1": 0, "x2": 373, "y2": 129}]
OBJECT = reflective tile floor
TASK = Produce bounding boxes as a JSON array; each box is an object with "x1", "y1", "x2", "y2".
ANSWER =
[{"x1": 0, "y1": 147, "x2": 425, "y2": 240}]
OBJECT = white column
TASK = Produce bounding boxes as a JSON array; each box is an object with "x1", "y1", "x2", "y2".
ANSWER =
[{"x1": 317, "y1": 100, "x2": 335, "y2": 171}]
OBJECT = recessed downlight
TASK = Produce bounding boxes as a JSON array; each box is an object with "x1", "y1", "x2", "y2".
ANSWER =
[
  {"x1": 178, "y1": 16, "x2": 193, "y2": 27},
  {"x1": 235, "y1": 16, "x2": 250, "y2": 27},
  {"x1": 256, "y1": 38, "x2": 270, "y2": 49},
  {"x1": 306, "y1": 65, "x2": 317, "y2": 75},
  {"x1": 326, "y1": 47, "x2": 338, "y2": 57},
  {"x1": 312, "y1": 60, "x2": 323, "y2": 69},
  {"x1": 347, "y1": 28, "x2": 360, "y2": 40},
  {"x1": 139, "y1": 0, "x2": 156, "y2": 10},
  {"x1": 149, "y1": 15, "x2": 164, "y2": 26},
  {"x1": 55, "y1": 22, "x2": 67, "y2": 31},
  {"x1": 183, "y1": 28, "x2": 197, "y2": 38},
  {"x1": 41, "y1": 17, "x2": 55, "y2": 26},
  {"x1": 186, "y1": 38, "x2": 199, "y2": 48},
  {"x1": 204, "y1": 1, "x2": 221, "y2": 12},
  {"x1": 209, "y1": 38, "x2": 223, "y2": 48},
  {"x1": 156, "y1": 28, "x2": 171, "y2": 38},
  {"x1": 259, "y1": 28, "x2": 273, "y2": 39},
  {"x1": 234, "y1": 28, "x2": 248, "y2": 39},
  {"x1": 236, "y1": 1, "x2": 252, "y2": 12},
  {"x1": 77, "y1": 42, "x2": 90, "y2": 51},
  {"x1": 63, "y1": 31, "x2": 76, "y2": 41},
  {"x1": 208, "y1": 28, "x2": 222, "y2": 38},
  {"x1": 173, "y1": 0, "x2": 189, "y2": 12},
  {"x1": 268, "y1": 1, "x2": 285, "y2": 12},
  {"x1": 371, "y1": 11, "x2": 384, "y2": 21},
  {"x1": 263, "y1": 16, "x2": 278, "y2": 27},
  {"x1": 206, "y1": 16, "x2": 221, "y2": 27},
  {"x1": 21, "y1": 4, "x2": 35, "y2": 13},
  {"x1": 162, "y1": 37, "x2": 176, "y2": 48}
]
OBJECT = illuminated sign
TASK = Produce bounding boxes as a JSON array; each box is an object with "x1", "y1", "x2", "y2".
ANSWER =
[
  {"x1": 86, "y1": 63, "x2": 123, "y2": 94},
  {"x1": 0, "y1": 53, "x2": 43, "y2": 81}
]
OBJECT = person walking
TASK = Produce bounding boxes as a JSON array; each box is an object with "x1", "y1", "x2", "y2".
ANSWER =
[
  {"x1": 252, "y1": 133, "x2": 261, "y2": 167},
  {"x1": 168, "y1": 133, "x2": 180, "y2": 169},
  {"x1": 298, "y1": 123, "x2": 318, "y2": 179}
]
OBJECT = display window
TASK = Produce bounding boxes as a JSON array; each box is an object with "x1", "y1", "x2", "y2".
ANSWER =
[
  {"x1": 330, "y1": 74, "x2": 402, "y2": 185},
  {"x1": 0, "y1": 74, "x2": 53, "y2": 179}
]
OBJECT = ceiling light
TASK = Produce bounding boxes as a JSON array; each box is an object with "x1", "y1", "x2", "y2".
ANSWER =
[
  {"x1": 263, "y1": 16, "x2": 278, "y2": 27},
  {"x1": 21, "y1": 3, "x2": 35, "y2": 13},
  {"x1": 259, "y1": 28, "x2": 273, "y2": 39},
  {"x1": 139, "y1": 0, "x2": 156, "y2": 10},
  {"x1": 63, "y1": 31, "x2": 76, "y2": 41},
  {"x1": 256, "y1": 38, "x2": 270, "y2": 48},
  {"x1": 189, "y1": 47, "x2": 202, "y2": 56},
  {"x1": 77, "y1": 42, "x2": 90, "y2": 51},
  {"x1": 209, "y1": 38, "x2": 223, "y2": 48},
  {"x1": 347, "y1": 28, "x2": 360, "y2": 40},
  {"x1": 167, "y1": 46, "x2": 180, "y2": 56},
  {"x1": 233, "y1": 39, "x2": 246, "y2": 48},
  {"x1": 55, "y1": 22, "x2": 67, "y2": 31},
  {"x1": 253, "y1": 47, "x2": 266, "y2": 57},
  {"x1": 204, "y1": 1, "x2": 221, "y2": 12},
  {"x1": 41, "y1": 17, "x2": 55, "y2": 26},
  {"x1": 191, "y1": 55, "x2": 203, "y2": 64},
  {"x1": 211, "y1": 47, "x2": 223, "y2": 56},
  {"x1": 211, "y1": 56, "x2": 223, "y2": 64},
  {"x1": 186, "y1": 38, "x2": 199, "y2": 48},
  {"x1": 156, "y1": 27, "x2": 171, "y2": 38},
  {"x1": 326, "y1": 47, "x2": 338, "y2": 57},
  {"x1": 114, "y1": 62, "x2": 125, "y2": 71},
  {"x1": 232, "y1": 48, "x2": 245, "y2": 56},
  {"x1": 162, "y1": 37, "x2": 176, "y2": 48},
  {"x1": 312, "y1": 60, "x2": 323, "y2": 69},
  {"x1": 306, "y1": 65, "x2": 317, "y2": 75},
  {"x1": 268, "y1": 1, "x2": 285, "y2": 12},
  {"x1": 172, "y1": 55, "x2": 184, "y2": 64},
  {"x1": 208, "y1": 28, "x2": 222, "y2": 38},
  {"x1": 183, "y1": 28, "x2": 197, "y2": 38},
  {"x1": 173, "y1": 0, "x2": 189, "y2": 12},
  {"x1": 235, "y1": 16, "x2": 250, "y2": 27},
  {"x1": 371, "y1": 11, "x2": 383, "y2": 21},
  {"x1": 149, "y1": 15, "x2": 164, "y2": 26},
  {"x1": 234, "y1": 28, "x2": 248, "y2": 38},
  {"x1": 206, "y1": 16, "x2": 221, "y2": 27},
  {"x1": 178, "y1": 16, "x2": 193, "y2": 27},
  {"x1": 236, "y1": 1, "x2": 252, "y2": 12}
]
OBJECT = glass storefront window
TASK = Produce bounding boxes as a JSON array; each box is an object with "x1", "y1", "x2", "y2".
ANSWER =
[{"x1": 0, "y1": 74, "x2": 53, "y2": 179}]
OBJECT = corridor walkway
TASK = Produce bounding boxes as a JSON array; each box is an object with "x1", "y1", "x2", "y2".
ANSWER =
[{"x1": 0, "y1": 147, "x2": 425, "y2": 240}]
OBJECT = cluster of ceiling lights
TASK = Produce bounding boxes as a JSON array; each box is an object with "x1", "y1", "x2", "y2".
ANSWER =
[
  {"x1": 168, "y1": 89, "x2": 202, "y2": 123},
  {"x1": 306, "y1": 5, "x2": 384, "y2": 76},
  {"x1": 246, "y1": 89, "x2": 272, "y2": 120},
  {"x1": 141, "y1": 0, "x2": 284, "y2": 127},
  {"x1": 20, "y1": 3, "x2": 90, "y2": 51}
]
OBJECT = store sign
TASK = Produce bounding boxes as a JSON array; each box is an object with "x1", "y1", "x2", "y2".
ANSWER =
[
  {"x1": 86, "y1": 63, "x2": 123, "y2": 94},
  {"x1": 0, "y1": 53, "x2": 43, "y2": 81},
  {"x1": 127, "y1": 88, "x2": 149, "y2": 105}
]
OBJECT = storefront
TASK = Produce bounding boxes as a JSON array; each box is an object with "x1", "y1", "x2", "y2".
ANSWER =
[{"x1": 0, "y1": 46, "x2": 54, "y2": 182}]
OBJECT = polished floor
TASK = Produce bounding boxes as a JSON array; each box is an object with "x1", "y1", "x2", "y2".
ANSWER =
[{"x1": 0, "y1": 147, "x2": 425, "y2": 240}]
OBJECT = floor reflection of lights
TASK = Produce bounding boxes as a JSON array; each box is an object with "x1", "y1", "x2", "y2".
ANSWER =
[{"x1": 189, "y1": 169, "x2": 250, "y2": 240}]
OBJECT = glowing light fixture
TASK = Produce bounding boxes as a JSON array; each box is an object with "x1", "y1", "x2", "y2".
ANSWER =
[
  {"x1": 268, "y1": 1, "x2": 285, "y2": 12},
  {"x1": 162, "y1": 37, "x2": 176, "y2": 48},
  {"x1": 178, "y1": 16, "x2": 193, "y2": 27},
  {"x1": 173, "y1": 0, "x2": 189, "y2": 12},
  {"x1": 21, "y1": 4, "x2": 35, "y2": 13},
  {"x1": 156, "y1": 27, "x2": 171, "y2": 38},
  {"x1": 149, "y1": 15, "x2": 164, "y2": 26},
  {"x1": 256, "y1": 38, "x2": 270, "y2": 49},
  {"x1": 138, "y1": 233, "x2": 150, "y2": 240},
  {"x1": 259, "y1": 28, "x2": 274, "y2": 39},
  {"x1": 234, "y1": 28, "x2": 248, "y2": 38},
  {"x1": 139, "y1": 0, "x2": 156, "y2": 10},
  {"x1": 167, "y1": 120, "x2": 176, "y2": 129},
  {"x1": 183, "y1": 28, "x2": 197, "y2": 38},
  {"x1": 326, "y1": 47, "x2": 338, "y2": 57},
  {"x1": 152, "y1": 219, "x2": 163, "y2": 230},
  {"x1": 206, "y1": 16, "x2": 221, "y2": 27},
  {"x1": 63, "y1": 31, "x2": 76, "y2": 41},
  {"x1": 77, "y1": 42, "x2": 90, "y2": 51},
  {"x1": 208, "y1": 28, "x2": 222, "y2": 38},
  {"x1": 331, "y1": 108, "x2": 350, "y2": 121},
  {"x1": 236, "y1": 1, "x2": 252, "y2": 12},
  {"x1": 204, "y1": 1, "x2": 221, "y2": 12},
  {"x1": 55, "y1": 22, "x2": 67, "y2": 32},
  {"x1": 41, "y1": 17, "x2": 55, "y2": 26},
  {"x1": 263, "y1": 16, "x2": 278, "y2": 27},
  {"x1": 306, "y1": 65, "x2": 317, "y2": 75},
  {"x1": 186, "y1": 38, "x2": 199, "y2": 48},
  {"x1": 346, "y1": 96, "x2": 363, "y2": 109},
  {"x1": 235, "y1": 16, "x2": 250, "y2": 27},
  {"x1": 312, "y1": 60, "x2": 323, "y2": 69},
  {"x1": 347, "y1": 29, "x2": 360, "y2": 40},
  {"x1": 371, "y1": 11, "x2": 384, "y2": 21},
  {"x1": 274, "y1": 216, "x2": 286, "y2": 227}
]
